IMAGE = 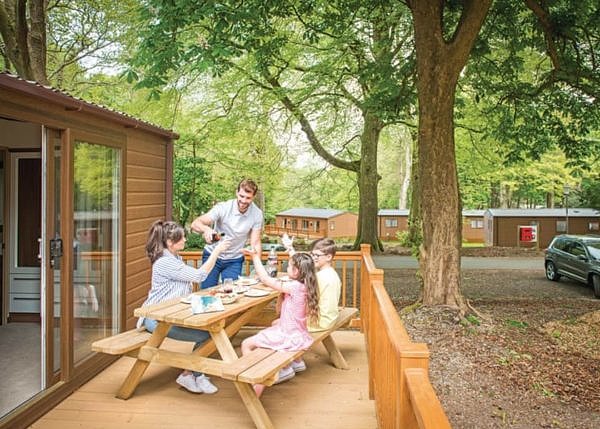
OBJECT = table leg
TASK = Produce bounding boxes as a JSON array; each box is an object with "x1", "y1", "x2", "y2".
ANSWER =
[
  {"x1": 322, "y1": 334, "x2": 349, "y2": 369},
  {"x1": 210, "y1": 327, "x2": 275, "y2": 429},
  {"x1": 192, "y1": 299, "x2": 272, "y2": 358},
  {"x1": 234, "y1": 382, "x2": 275, "y2": 429},
  {"x1": 116, "y1": 322, "x2": 170, "y2": 399}
]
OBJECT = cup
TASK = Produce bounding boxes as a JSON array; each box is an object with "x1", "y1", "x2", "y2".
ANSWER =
[{"x1": 223, "y1": 278, "x2": 234, "y2": 293}]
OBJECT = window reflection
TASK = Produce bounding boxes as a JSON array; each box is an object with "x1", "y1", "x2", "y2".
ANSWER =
[{"x1": 73, "y1": 142, "x2": 120, "y2": 363}]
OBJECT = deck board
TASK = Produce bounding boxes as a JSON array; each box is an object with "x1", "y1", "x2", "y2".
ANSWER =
[{"x1": 30, "y1": 330, "x2": 376, "y2": 429}]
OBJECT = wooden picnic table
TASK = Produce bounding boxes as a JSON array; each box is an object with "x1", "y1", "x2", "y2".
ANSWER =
[{"x1": 122, "y1": 284, "x2": 280, "y2": 429}]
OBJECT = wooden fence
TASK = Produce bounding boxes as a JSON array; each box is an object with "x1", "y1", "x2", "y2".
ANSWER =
[
  {"x1": 263, "y1": 224, "x2": 326, "y2": 240},
  {"x1": 181, "y1": 245, "x2": 451, "y2": 428}
]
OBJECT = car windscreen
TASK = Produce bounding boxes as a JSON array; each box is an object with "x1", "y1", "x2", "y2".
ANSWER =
[{"x1": 585, "y1": 241, "x2": 600, "y2": 259}]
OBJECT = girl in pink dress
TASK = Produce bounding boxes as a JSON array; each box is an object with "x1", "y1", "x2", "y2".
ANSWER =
[{"x1": 241, "y1": 249, "x2": 320, "y2": 397}]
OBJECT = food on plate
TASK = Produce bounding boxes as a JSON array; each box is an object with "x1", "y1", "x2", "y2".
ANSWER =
[{"x1": 216, "y1": 292, "x2": 239, "y2": 304}]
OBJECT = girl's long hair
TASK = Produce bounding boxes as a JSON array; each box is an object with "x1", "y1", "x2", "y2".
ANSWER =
[
  {"x1": 145, "y1": 220, "x2": 185, "y2": 264},
  {"x1": 291, "y1": 253, "x2": 320, "y2": 326}
]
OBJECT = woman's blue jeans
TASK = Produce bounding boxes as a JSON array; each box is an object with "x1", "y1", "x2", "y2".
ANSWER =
[{"x1": 143, "y1": 318, "x2": 210, "y2": 377}]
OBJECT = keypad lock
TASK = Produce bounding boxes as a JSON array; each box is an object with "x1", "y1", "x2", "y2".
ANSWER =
[{"x1": 50, "y1": 237, "x2": 63, "y2": 267}]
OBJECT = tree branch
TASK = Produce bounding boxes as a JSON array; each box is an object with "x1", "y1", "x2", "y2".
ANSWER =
[
  {"x1": 15, "y1": 0, "x2": 33, "y2": 78},
  {"x1": 448, "y1": 0, "x2": 492, "y2": 73},
  {"x1": 523, "y1": 0, "x2": 560, "y2": 70},
  {"x1": 262, "y1": 72, "x2": 360, "y2": 172}
]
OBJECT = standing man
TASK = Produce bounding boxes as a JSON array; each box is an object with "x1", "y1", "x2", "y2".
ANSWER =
[{"x1": 191, "y1": 179, "x2": 263, "y2": 288}]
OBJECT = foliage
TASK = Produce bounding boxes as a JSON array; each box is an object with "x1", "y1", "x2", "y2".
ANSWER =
[
  {"x1": 173, "y1": 136, "x2": 213, "y2": 226},
  {"x1": 462, "y1": 0, "x2": 600, "y2": 170},
  {"x1": 396, "y1": 229, "x2": 421, "y2": 258},
  {"x1": 576, "y1": 176, "x2": 600, "y2": 210},
  {"x1": 129, "y1": 0, "x2": 422, "y2": 251},
  {"x1": 46, "y1": 0, "x2": 141, "y2": 90},
  {"x1": 183, "y1": 231, "x2": 205, "y2": 251}
]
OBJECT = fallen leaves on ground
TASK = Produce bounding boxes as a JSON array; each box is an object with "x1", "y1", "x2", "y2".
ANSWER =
[{"x1": 389, "y1": 270, "x2": 600, "y2": 429}]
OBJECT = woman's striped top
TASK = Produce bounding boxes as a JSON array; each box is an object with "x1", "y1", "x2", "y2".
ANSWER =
[{"x1": 136, "y1": 249, "x2": 209, "y2": 329}]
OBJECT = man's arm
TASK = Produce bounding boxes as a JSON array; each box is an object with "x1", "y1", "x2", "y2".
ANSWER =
[
  {"x1": 249, "y1": 227, "x2": 262, "y2": 252},
  {"x1": 190, "y1": 213, "x2": 215, "y2": 243}
]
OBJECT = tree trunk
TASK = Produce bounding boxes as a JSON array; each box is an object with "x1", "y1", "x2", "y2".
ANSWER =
[
  {"x1": 407, "y1": 128, "x2": 422, "y2": 245},
  {"x1": 0, "y1": 0, "x2": 47, "y2": 83},
  {"x1": 411, "y1": 0, "x2": 491, "y2": 309},
  {"x1": 27, "y1": 0, "x2": 47, "y2": 84},
  {"x1": 353, "y1": 112, "x2": 383, "y2": 251},
  {"x1": 398, "y1": 136, "x2": 411, "y2": 209},
  {"x1": 416, "y1": 77, "x2": 464, "y2": 308},
  {"x1": 490, "y1": 181, "x2": 500, "y2": 207}
]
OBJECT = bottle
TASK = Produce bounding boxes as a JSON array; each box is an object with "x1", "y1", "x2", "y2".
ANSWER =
[
  {"x1": 267, "y1": 246, "x2": 278, "y2": 277},
  {"x1": 211, "y1": 232, "x2": 225, "y2": 242}
]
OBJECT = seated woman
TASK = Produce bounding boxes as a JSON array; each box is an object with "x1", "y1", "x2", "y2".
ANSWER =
[{"x1": 137, "y1": 220, "x2": 230, "y2": 394}]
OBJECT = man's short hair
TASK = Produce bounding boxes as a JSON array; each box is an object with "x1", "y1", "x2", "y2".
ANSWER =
[
  {"x1": 237, "y1": 179, "x2": 258, "y2": 195},
  {"x1": 310, "y1": 238, "x2": 336, "y2": 257}
]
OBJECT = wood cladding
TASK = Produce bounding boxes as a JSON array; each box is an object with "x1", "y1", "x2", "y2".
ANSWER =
[{"x1": 124, "y1": 135, "x2": 169, "y2": 330}]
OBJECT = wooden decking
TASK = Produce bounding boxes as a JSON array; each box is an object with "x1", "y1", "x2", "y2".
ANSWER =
[{"x1": 31, "y1": 330, "x2": 376, "y2": 429}]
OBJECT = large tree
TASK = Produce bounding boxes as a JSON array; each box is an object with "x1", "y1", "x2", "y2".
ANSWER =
[
  {"x1": 409, "y1": 1, "x2": 491, "y2": 308},
  {"x1": 408, "y1": 0, "x2": 600, "y2": 309},
  {"x1": 132, "y1": 0, "x2": 421, "y2": 252}
]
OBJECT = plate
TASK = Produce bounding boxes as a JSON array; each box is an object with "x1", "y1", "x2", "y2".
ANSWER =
[
  {"x1": 235, "y1": 278, "x2": 259, "y2": 286},
  {"x1": 233, "y1": 285, "x2": 250, "y2": 294},
  {"x1": 180, "y1": 295, "x2": 193, "y2": 304},
  {"x1": 244, "y1": 288, "x2": 270, "y2": 297},
  {"x1": 216, "y1": 292, "x2": 239, "y2": 304}
]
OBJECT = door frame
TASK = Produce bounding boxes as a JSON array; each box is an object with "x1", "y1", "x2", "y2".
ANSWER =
[{"x1": 42, "y1": 127, "x2": 72, "y2": 386}]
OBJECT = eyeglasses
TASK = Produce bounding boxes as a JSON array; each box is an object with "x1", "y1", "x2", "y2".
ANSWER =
[{"x1": 310, "y1": 252, "x2": 326, "y2": 259}]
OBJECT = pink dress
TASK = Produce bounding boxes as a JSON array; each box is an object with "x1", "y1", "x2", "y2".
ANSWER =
[{"x1": 252, "y1": 280, "x2": 314, "y2": 351}]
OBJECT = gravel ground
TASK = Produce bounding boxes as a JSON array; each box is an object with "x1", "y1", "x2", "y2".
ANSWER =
[{"x1": 385, "y1": 267, "x2": 600, "y2": 429}]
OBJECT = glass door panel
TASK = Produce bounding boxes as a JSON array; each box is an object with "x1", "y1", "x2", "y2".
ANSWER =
[
  {"x1": 73, "y1": 141, "x2": 120, "y2": 364},
  {"x1": 44, "y1": 128, "x2": 62, "y2": 378}
]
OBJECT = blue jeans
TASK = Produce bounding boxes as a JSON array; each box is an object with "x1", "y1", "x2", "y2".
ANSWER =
[
  {"x1": 143, "y1": 318, "x2": 210, "y2": 377},
  {"x1": 201, "y1": 250, "x2": 244, "y2": 288}
]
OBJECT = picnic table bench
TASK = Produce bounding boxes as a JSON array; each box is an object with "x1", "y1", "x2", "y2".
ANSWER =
[{"x1": 225, "y1": 307, "x2": 357, "y2": 386}]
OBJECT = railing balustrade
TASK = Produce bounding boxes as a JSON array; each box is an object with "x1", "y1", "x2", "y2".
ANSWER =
[{"x1": 181, "y1": 245, "x2": 451, "y2": 428}]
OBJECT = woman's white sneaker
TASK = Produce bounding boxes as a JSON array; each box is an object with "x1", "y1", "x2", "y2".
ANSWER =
[
  {"x1": 176, "y1": 373, "x2": 203, "y2": 393},
  {"x1": 196, "y1": 374, "x2": 218, "y2": 394}
]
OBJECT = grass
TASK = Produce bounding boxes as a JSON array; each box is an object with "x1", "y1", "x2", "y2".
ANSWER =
[{"x1": 462, "y1": 242, "x2": 485, "y2": 248}]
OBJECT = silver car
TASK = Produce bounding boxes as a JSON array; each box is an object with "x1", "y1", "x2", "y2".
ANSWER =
[{"x1": 545, "y1": 234, "x2": 600, "y2": 298}]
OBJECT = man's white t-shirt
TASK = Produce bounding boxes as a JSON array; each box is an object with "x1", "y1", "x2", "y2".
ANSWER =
[{"x1": 204, "y1": 199, "x2": 263, "y2": 259}]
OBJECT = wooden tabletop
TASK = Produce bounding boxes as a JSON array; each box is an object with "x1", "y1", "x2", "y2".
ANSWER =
[{"x1": 134, "y1": 286, "x2": 279, "y2": 329}]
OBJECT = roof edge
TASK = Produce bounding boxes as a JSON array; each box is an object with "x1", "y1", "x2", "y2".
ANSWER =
[{"x1": 0, "y1": 73, "x2": 179, "y2": 140}]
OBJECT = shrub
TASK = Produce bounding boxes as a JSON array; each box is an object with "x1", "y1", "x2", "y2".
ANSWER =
[{"x1": 184, "y1": 232, "x2": 205, "y2": 250}]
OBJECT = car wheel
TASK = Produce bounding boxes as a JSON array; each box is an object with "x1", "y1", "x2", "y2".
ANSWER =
[
  {"x1": 593, "y1": 275, "x2": 600, "y2": 299},
  {"x1": 545, "y1": 261, "x2": 561, "y2": 281}
]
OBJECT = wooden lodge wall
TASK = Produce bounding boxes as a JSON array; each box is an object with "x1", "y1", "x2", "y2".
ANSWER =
[{"x1": 124, "y1": 133, "x2": 171, "y2": 329}]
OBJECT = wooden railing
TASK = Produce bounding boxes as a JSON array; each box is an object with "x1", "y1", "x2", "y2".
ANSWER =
[
  {"x1": 181, "y1": 250, "x2": 361, "y2": 308},
  {"x1": 358, "y1": 244, "x2": 451, "y2": 429},
  {"x1": 263, "y1": 224, "x2": 326, "y2": 240},
  {"x1": 180, "y1": 246, "x2": 451, "y2": 428}
]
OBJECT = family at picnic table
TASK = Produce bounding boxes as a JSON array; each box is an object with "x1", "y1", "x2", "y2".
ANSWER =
[{"x1": 137, "y1": 179, "x2": 343, "y2": 397}]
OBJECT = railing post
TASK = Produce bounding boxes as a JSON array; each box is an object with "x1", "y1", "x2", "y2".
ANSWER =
[{"x1": 397, "y1": 344, "x2": 430, "y2": 428}]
